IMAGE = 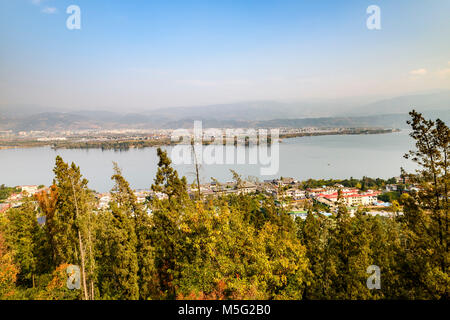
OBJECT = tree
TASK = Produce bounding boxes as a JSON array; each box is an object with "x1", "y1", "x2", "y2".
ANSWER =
[
  {"x1": 49, "y1": 156, "x2": 96, "y2": 300},
  {"x1": 390, "y1": 200, "x2": 401, "y2": 215},
  {"x1": 366, "y1": 215, "x2": 404, "y2": 299},
  {"x1": 400, "y1": 110, "x2": 449, "y2": 298},
  {"x1": 109, "y1": 163, "x2": 158, "y2": 300},
  {"x1": 191, "y1": 143, "x2": 202, "y2": 200},
  {"x1": 36, "y1": 263, "x2": 80, "y2": 300},
  {"x1": 35, "y1": 185, "x2": 58, "y2": 266},
  {"x1": 326, "y1": 207, "x2": 373, "y2": 299},
  {"x1": 152, "y1": 148, "x2": 188, "y2": 201},
  {"x1": 3, "y1": 197, "x2": 47, "y2": 288},
  {"x1": 257, "y1": 221, "x2": 309, "y2": 299},
  {"x1": 0, "y1": 232, "x2": 19, "y2": 299},
  {"x1": 230, "y1": 170, "x2": 243, "y2": 190},
  {"x1": 297, "y1": 212, "x2": 333, "y2": 299},
  {"x1": 150, "y1": 149, "x2": 191, "y2": 298},
  {"x1": 96, "y1": 163, "x2": 155, "y2": 300},
  {"x1": 96, "y1": 206, "x2": 139, "y2": 299}
]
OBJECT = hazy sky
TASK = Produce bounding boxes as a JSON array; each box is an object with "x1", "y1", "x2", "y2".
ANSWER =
[{"x1": 1, "y1": 0, "x2": 449, "y2": 111}]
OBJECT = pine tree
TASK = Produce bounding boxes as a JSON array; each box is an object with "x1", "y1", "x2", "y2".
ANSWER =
[
  {"x1": 152, "y1": 148, "x2": 188, "y2": 201},
  {"x1": 112, "y1": 162, "x2": 157, "y2": 300},
  {"x1": 35, "y1": 185, "x2": 58, "y2": 269},
  {"x1": 50, "y1": 156, "x2": 96, "y2": 300},
  {"x1": 3, "y1": 197, "x2": 47, "y2": 288},
  {"x1": 400, "y1": 110, "x2": 449, "y2": 298},
  {"x1": 327, "y1": 206, "x2": 373, "y2": 299},
  {"x1": 96, "y1": 163, "x2": 140, "y2": 299},
  {"x1": 297, "y1": 212, "x2": 334, "y2": 299}
]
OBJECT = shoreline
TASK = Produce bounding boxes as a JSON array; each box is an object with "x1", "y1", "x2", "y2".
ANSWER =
[{"x1": 0, "y1": 128, "x2": 400, "y2": 151}]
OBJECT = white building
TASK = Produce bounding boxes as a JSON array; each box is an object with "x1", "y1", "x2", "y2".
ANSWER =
[{"x1": 19, "y1": 185, "x2": 39, "y2": 195}]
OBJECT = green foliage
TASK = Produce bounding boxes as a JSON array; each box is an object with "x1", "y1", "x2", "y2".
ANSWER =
[
  {"x1": 399, "y1": 110, "x2": 450, "y2": 299},
  {"x1": 95, "y1": 207, "x2": 139, "y2": 299},
  {"x1": 48, "y1": 156, "x2": 96, "y2": 300},
  {"x1": 152, "y1": 148, "x2": 188, "y2": 201},
  {"x1": 0, "y1": 185, "x2": 20, "y2": 202},
  {"x1": 378, "y1": 191, "x2": 401, "y2": 202},
  {"x1": 302, "y1": 177, "x2": 388, "y2": 190},
  {"x1": 2, "y1": 198, "x2": 50, "y2": 287},
  {"x1": 95, "y1": 163, "x2": 143, "y2": 300}
]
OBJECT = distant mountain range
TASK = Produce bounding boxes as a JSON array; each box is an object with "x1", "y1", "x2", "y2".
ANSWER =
[
  {"x1": 142, "y1": 91, "x2": 450, "y2": 121},
  {"x1": 0, "y1": 91, "x2": 449, "y2": 131},
  {"x1": 345, "y1": 91, "x2": 450, "y2": 116}
]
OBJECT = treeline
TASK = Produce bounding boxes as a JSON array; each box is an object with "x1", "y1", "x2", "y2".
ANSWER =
[
  {"x1": 279, "y1": 128, "x2": 397, "y2": 140},
  {"x1": 0, "y1": 185, "x2": 20, "y2": 202},
  {"x1": 51, "y1": 135, "x2": 275, "y2": 151},
  {"x1": 301, "y1": 177, "x2": 397, "y2": 190},
  {"x1": 51, "y1": 138, "x2": 172, "y2": 151},
  {"x1": 0, "y1": 110, "x2": 448, "y2": 300}
]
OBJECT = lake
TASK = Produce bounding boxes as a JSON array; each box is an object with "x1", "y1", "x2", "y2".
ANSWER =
[{"x1": 0, "y1": 130, "x2": 417, "y2": 192}]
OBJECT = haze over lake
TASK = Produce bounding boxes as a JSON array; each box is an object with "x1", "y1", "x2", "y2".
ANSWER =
[{"x1": 0, "y1": 131, "x2": 417, "y2": 193}]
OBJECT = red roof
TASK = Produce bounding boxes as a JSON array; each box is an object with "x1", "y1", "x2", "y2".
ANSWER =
[{"x1": 319, "y1": 192, "x2": 380, "y2": 200}]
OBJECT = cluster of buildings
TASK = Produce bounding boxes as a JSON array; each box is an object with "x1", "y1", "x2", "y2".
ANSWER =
[
  {"x1": 1, "y1": 128, "x2": 173, "y2": 146},
  {"x1": 2, "y1": 177, "x2": 416, "y2": 220},
  {"x1": 96, "y1": 189, "x2": 154, "y2": 209},
  {"x1": 0, "y1": 185, "x2": 46, "y2": 213},
  {"x1": 186, "y1": 178, "x2": 388, "y2": 211},
  {"x1": 312, "y1": 188, "x2": 381, "y2": 207}
]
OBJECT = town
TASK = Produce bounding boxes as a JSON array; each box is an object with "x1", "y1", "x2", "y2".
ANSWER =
[
  {"x1": 0, "y1": 126, "x2": 397, "y2": 150},
  {"x1": 0, "y1": 175, "x2": 412, "y2": 220}
]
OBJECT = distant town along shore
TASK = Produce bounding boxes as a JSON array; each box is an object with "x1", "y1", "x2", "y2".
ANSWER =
[{"x1": 0, "y1": 127, "x2": 398, "y2": 151}]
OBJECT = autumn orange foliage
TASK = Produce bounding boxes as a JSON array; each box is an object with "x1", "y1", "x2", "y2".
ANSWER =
[
  {"x1": 0, "y1": 232, "x2": 19, "y2": 299},
  {"x1": 35, "y1": 185, "x2": 58, "y2": 217}
]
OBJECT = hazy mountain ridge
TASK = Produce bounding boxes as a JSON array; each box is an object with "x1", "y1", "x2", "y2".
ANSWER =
[
  {"x1": 1, "y1": 111, "x2": 449, "y2": 132},
  {"x1": 0, "y1": 92, "x2": 448, "y2": 131},
  {"x1": 143, "y1": 91, "x2": 450, "y2": 121},
  {"x1": 348, "y1": 91, "x2": 450, "y2": 116}
]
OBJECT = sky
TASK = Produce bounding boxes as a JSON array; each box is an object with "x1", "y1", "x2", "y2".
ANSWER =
[{"x1": 0, "y1": 0, "x2": 449, "y2": 111}]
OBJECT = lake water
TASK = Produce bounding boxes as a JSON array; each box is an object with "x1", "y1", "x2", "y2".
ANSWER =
[{"x1": 0, "y1": 130, "x2": 417, "y2": 192}]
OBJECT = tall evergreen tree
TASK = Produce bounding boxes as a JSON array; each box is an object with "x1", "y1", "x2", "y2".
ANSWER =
[
  {"x1": 327, "y1": 207, "x2": 373, "y2": 299},
  {"x1": 151, "y1": 148, "x2": 190, "y2": 298},
  {"x1": 152, "y1": 148, "x2": 188, "y2": 201},
  {"x1": 3, "y1": 197, "x2": 49, "y2": 288},
  {"x1": 401, "y1": 110, "x2": 449, "y2": 298},
  {"x1": 50, "y1": 156, "x2": 96, "y2": 300},
  {"x1": 96, "y1": 164, "x2": 140, "y2": 299}
]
